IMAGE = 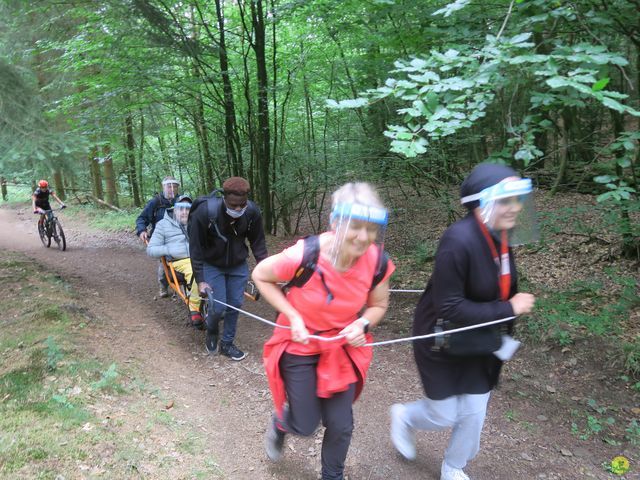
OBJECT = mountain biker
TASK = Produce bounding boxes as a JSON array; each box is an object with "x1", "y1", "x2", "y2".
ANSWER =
[{"x1": 32, "y1": 180, "x2": 66, "y2": 225}]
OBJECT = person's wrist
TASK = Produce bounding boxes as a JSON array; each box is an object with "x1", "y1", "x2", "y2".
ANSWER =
[{"x1": 359, "y1": 317, "x2": 370, "y2": 334}]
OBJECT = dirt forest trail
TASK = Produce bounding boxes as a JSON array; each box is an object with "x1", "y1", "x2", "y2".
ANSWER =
[{"x1": 0, "y1": 203, "x2": 632, "y2": 480}]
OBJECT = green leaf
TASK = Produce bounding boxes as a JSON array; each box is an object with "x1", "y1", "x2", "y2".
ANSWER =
[
  {"x1": 617, "y1": 158, "x2": 631, "y2": 168},
  {"x1": 546, "y1": 77, "x2": 570, "y2": 89},
  {"x1": 509, "y1": 33, "x2": 532, "y2": 45},
  {"x1": 592, "y1": 78, "x2": 609, "y2": 92},
  {"x1": 432, "y1": 0, "x2": 471, "y2": 18},
  {"x1": 594, "y1": 175, "x2": 616, "y2": 184},
  {"x1": 601, "y1": 96, "x2": 628, "y2": 114},
  {"x1": 409, "y1": 58, "x2": 428, "y2": 69}
]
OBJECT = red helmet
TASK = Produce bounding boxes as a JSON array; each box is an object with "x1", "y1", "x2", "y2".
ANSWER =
[{"x1": 38, "y1": 180, "x2": 48, "y2": 188}]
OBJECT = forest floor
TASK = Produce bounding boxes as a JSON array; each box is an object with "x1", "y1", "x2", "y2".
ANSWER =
[{"x1": 0, "y1": 194, "x2": 638, "y2": 480}]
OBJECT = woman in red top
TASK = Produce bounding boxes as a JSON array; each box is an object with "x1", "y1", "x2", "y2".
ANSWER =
[{"x1": 252, "y1": 182, "x2": 395, "y2": 480}]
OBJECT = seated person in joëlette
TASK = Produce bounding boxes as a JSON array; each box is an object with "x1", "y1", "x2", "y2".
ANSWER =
[{"x1": 146, "y1": 194, "x2": 203, "y2": 328}]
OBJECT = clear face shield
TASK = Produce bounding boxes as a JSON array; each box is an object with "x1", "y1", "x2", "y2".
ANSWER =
[
  {"x1": 461, "y1": 178, "x2": 538, "y2": 246},
  {"x1": 329, "y1": 203, "x2": 388, "y2": 268},
  {"x1": 162, "y1": 179, "x2": 180, "y2": 200},
  {"x1": 173, "y1": 201, "x2": 191, "y2": 226}
]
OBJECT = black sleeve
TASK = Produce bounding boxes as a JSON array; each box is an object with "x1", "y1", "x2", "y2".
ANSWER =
[
  {"x1": 136, "y1": 198, "x2": 156, "y2": 235},
  {"x1": 188, "y1": 204, "x2": 209, "y2": 284},
  {"x1": 247, "y1": 207, "x2": 268, "y2": 263},
  {"x1": 431, "y1": 233, "x2": 514, "y2": 326}
]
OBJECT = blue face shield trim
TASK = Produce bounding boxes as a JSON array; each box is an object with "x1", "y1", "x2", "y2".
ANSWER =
[
  {"x1": 460, "y1": 178, "x2": 532, "y2": 207},
  {"x1": 330, "y1": 203, "x2": 389, "y2": 227}
]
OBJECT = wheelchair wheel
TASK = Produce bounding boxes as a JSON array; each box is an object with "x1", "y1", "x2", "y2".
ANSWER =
[
  {"x1": 38, "y1": 222, "x2": 51, "y2": 248},
  {"x1": 51, "y1": 219, "x2": 66, "y2": 251}
]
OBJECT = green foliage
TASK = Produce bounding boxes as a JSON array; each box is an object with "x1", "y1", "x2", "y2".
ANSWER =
[
  {"x1": 525, "y1": 270, "x2": 639, "y2": 376},
  {"x1": 413, "y1": 240, "x2": 438, "y2": 265},
  {"x1": 91, "y1": 210, "x2": 139, "y2": 233},
  {"x1": 0, "y1": 251, "x2": 221, "y2": 479},
  {"x1": 357, "y1": 35, "x2": 638, "y2": 159},
  {"x1": 622, "y1": 337, "x2": 640, "y2": 377},
  {"x1": 626, "y1": 419, "x2": 640, "y2": 445},
  {"x1": 91, "y1": 363, "x2": 122, "y2": 391},
  {"x1": 44, "y1": 336, "x2": 63, "y2": 372},
  {"x1": 571, "y1": 404, "x2": 616, "y2": 441}
]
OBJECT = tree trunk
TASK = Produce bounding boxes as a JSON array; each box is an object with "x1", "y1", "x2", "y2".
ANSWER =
[
  {"x1": 215, "y1": 0, "x2": 243, "y2": 178},
  {"x1": 611, "y1": 108, "x2": 637, "y2": 259},
  {"x1": 138, "y1": 108, "x2": 145, "y2": 201},
  {"x1": 102, "y1": 144, "x2": 119, "y2": 207},
  {"x1": 89, "y1": 145, "x2": 103, "y2": 200},
  {"x1": 550, "y1": 110, "x2": 572, "y2": 195},
  {"x1": 53, "y1": 170, "x2": 65, "y2": 200},
  {"x1": 249, "y1": 0, "x2": 272, "y2": 231},
  {"x1": 0, "y1": 177, "x2": 7, "y2": 201},
  {"x1": 195, "y1": 92, "x2": 215, "y2": 192},
  {"x1": 125, "y1": 112, "x2": 141, "y2": 207}
]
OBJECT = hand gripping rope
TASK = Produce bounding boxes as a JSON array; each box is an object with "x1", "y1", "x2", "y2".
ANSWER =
[{"x1": 206, "y1": 292, "x2": 515, "y2": 347}]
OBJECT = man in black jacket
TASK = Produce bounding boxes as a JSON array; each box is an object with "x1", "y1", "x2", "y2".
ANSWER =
[
  {"x1": 189, "y1": 176, "x2": 268, "y2": 360},
  {"x1": 135, "y1": 176, "x2": 180, "y2": 297}
]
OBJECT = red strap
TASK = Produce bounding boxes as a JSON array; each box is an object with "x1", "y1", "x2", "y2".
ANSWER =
[{"x1": 475, "y1": 212, "x2": 511, "y2": 301}]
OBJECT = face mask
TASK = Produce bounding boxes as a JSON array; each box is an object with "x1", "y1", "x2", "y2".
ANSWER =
[{"x1": 226, "y1": 206, "x2": 247, "y2": 218}]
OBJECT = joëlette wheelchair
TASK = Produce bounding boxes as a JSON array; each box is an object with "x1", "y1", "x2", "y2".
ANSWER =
[{"x1": 160, "y1": 256, "x2": 260, "y2": 331}]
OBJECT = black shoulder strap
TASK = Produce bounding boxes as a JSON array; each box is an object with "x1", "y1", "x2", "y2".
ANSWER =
[
  {"x1": 371, "y1": 249, "x2": 390, "y2": 290},
  {"x1": 284, "y1": 235, "x2": 320, "y2": 289},
  {"x1": 151, "y1": 193, "x2": 163, "y2": 220},
  {"x1": 207, "y1": 195, "x2": 222, "y2": 224},
  {"x1": 206, "y1": 194, "x2": 227, "y2": 242}
]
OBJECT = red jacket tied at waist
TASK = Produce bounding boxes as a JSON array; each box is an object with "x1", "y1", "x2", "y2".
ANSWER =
[{"x1": 263, "y1": 327, "x2": 373, "y2": 419}]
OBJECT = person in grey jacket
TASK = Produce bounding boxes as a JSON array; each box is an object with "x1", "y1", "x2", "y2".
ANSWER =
[{"x1": 146, "y1": 195, "x2": 203, "y2": 328}]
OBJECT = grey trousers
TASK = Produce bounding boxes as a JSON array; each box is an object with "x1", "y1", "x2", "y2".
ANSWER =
[
  {"x1": 403, "y1": 392, "x2": 491, "y2": 469},
  {"x1": 157, "y1": 261, "x2": 168, "y2": 287}
]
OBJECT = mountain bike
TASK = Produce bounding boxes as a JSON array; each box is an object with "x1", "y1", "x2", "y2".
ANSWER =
[{"x1": 36, "y1": 206, "x2": 67, "y2": 251}]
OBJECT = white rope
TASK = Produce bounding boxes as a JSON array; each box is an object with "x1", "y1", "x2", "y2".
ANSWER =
[
  {"x1": 210, "y1": 296, "x2": 514, "y2": 347},
  {"x1": 388, "y1": 289, "x2": 423, "y2": 293},
  {"x1": 212, "y1": 298, "x2": 345, "y2": 343},
  {"x1": 365, "y1": 316, "x2": 515, "y2": 346}
]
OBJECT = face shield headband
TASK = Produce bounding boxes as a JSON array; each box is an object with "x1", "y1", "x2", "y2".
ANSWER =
[
  {"x1": 461, "y1": 178, "x2": 538, "y2": 246},
  {"x1": 162, "y1": 179, "x2": 180, "y2": 199},
  {"x1": 329, "y1": 203, "x2": 388, "y2": 268}
]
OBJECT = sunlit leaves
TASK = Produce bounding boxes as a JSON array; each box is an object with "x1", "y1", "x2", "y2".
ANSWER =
[{"x1": 432, "y1": 0, "x2": 471, "y2": 18}]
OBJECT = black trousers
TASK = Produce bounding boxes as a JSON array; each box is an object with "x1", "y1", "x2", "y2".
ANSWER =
[{"x1": 279, "y1": 352, "x2": 356, "y2": 480}]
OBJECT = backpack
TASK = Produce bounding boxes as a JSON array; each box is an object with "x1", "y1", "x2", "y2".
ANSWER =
[
  {"x1": 151, "y1": 193, "x2": 170, "y2": 225},
  {"x1": 283, "y1": 235, "x2": 389, "y2": 304}
]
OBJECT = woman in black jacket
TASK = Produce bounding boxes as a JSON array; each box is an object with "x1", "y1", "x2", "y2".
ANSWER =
[{"x1": 390, "y1": 163, "x2": 536, "y2": 480}]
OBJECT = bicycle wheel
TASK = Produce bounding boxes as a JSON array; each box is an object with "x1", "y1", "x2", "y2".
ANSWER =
[
  {"x1": 38, "y1": 221, "x2": 51, "y2": 247},
  {"x1": 51, "y1": 218, "x2": 66, "y2": 251}
]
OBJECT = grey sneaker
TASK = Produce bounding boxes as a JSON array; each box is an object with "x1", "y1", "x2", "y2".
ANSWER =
[
  {"x1": 265, "y1": 415, "x2": 286, "y2": 462},
  {"x1": 441, "y1": 461, "x2": 470, "y2": 480},
  {"x1": 390, "y1": 403, "x2": 416, "y2": 460},
  {"x1": 158, "y1": 286, "x2": 169, "y2": 298},
  {"x1": 220, "y1": 342, "x2": 247, "y2": 361}
]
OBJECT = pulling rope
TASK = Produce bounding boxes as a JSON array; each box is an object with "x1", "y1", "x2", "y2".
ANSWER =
[{"x1": 208, "y1": 294, "x2": 515, "y2": 347}]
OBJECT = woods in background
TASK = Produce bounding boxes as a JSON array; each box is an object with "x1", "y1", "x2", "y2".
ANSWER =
[{"x1": 0, "y1": 0, "x2": 637, "y2": 257}]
